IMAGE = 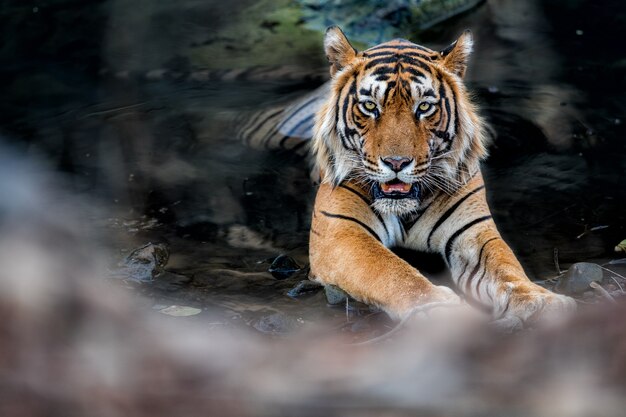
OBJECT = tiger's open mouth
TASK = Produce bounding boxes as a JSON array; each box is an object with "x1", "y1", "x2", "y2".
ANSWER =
[{"x1": 373, "y1": 179, "x2": 419, "y2": 200}]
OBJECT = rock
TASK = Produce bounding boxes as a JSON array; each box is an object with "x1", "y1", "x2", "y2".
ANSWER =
[
  {"x1": 252, "y1": 312, "x2": 300, "y2": 334},
  {"x1": 158, "y1": 305, "x2": 202, "y2": 317},
  {"x1": 325, "y1": 285, "x2": 349, "y2": 305},
  {"x1": 300, "y1": 0, "x2": 485, "y2": 46},
  {"x1": 268, "y1": 254, "x2": 301, "y2": 280},
  {"x1": 555, "y1": 262, "x2": 603, "y2": 295},
  {"x1": 286, "y1": 280, "x2": 322, "y2": 298},
  {"x1": 110, "y1": 242, "x2": 170, "y2": 282}
]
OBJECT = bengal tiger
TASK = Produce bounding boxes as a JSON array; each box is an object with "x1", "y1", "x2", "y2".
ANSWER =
[{"x1": 241, "y1": 27, "x2": 576, "y2": 328}]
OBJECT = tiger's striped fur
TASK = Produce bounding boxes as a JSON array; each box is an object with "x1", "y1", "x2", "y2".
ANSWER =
[
  {"x1": 236, "y1": 85, "x2": 328, "y2": 156},
  {"x1": 308, "y1": 27, "x2": 575, "y2": 326}
]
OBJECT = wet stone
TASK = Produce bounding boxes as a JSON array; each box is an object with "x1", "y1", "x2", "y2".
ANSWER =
[
  {"x1": 152, "y1": 271, "x2": 192, "y2": 292},
  {"x1": 252, "y1": 312, "x2": 300, "y2": 335},
  {"x1": 268, "y1": 254, "x2": 301, "y2": 280},
  {"x1": 286, "y1": 280, "x2": 322, "y2": 298},
  {"x1": 325, "y1": 285, "x2": 349, "y2": 305},
  {"x1": 111, "y1": 242, "x2": 170, "y2": 282},
  {"x1": 555, "y1": 262, "x2": 603, "y2": 295}
]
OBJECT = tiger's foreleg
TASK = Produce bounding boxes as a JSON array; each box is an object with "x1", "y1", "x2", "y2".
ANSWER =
[
  {"x1": 309, "y1": 183, "x2": 460, "y2": 320},
  {"x1": 423, "y1": 175, "x2": 576, "y2": 327}
]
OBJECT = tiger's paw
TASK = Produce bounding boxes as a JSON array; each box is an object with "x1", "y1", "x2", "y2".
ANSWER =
[
  {"x1": 393, "y1": 285, "x2": 463, "y2": 321},
  {"x1": 492, "y1": 284, "x2": 577, "y2": 332}
]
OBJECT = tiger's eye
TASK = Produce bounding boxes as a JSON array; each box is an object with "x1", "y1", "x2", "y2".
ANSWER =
[
  {"x1": 363, "y1": 101, "x2": 377, "y2": 111},
  {"x1": 418, "y1": 102, "x2": 431, "y2": 112}
]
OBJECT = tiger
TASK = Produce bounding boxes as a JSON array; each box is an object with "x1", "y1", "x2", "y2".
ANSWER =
[{"x1": 304, "y1": 27, "x2": 576, "y2": 328}]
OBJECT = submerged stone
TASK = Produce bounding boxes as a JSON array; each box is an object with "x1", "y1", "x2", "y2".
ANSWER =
[
  {"x1": 268, "y1": 254, "x2": 302, "y2": 280},
  {"x1": 325, "y1": 285, "x2": 349, "y2": 305},
  {"x1": 555, "y1": 262, "x2": 603, "y2": 295},
  {"x1": 286, "y1": 280, "x2": 322, "y2": 297},
  {"x1": 253, "y1": 312, "x2": 300, "y2": 334},
  {"x1": 112, "y1": 242, "x2": 169, "y2": 282}
]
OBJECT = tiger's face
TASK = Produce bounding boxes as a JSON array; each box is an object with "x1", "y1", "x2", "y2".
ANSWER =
[{"x1": 314, "y1": 27, "x2": 487, "y2": 216}]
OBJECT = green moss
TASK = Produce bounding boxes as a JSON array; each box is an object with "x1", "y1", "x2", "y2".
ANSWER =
[{"x1": 188, "y1": 0, "x2": 325, "y2": 70}]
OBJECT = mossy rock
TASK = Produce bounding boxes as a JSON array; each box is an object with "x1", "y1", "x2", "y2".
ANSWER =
[
  {"x1": 187, "y1": 0, "x2": 484, "y2": 70},
  {"x1": 189, "y1": 0, "x2": 326, "y2": 70},
  {"x1": 298, "y1": 0, "x2": 485, "y2": 46}
]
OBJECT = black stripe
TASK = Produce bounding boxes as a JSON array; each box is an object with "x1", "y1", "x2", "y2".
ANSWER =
[
  {"x1": 382, "y1": 81, "x2": 397, "y2": 105},
  {"x1": 346, "y1": 79, "x2": 359, "y2": 150},
  {"x1": 320, "y1": 210, "x2": 382, "y2": 242},
  {"x1": 366, "y1": 43, "x2": 432, "y2": 53},
  {"x1": 444, "y1": 216, "x2": 492, "y2": 264},
  {"x1": 464, "y1": 237, "x2": 499, "y2": 294},
  {"x1": 437, "y1": 74, "x2": 451, "y2": 135},
  {"x1": 338, "y1": 184, "x2": 389, "y2": 240},
  {"x1": 427, "y1": 185, "x2": 485, "y2": 248},
  {"x1": 363, "y1": 51, "x2": 399, "y2": 59},
  {"x1": 278, "y1": 95, "x2": 321, "y2": 132},
  {"x1": 449, "y1": 80, "x2": 460, "y2": 136},
  {"x1": 400, "y1": 57, "x2": 432, "y2": 72},
  {"x1": 285, "y1": 113, "x2": 315, "y2": 138},
  {"x1": 241, "y1": 108, "x2": 283, "y2": 142},
  {"x1": 239, "y1": 109, "x2": 269, "y2": 139},
  {"x1": 500, "y1": 296, "x2": 512, "y2": 317},
  {"x1": 277, "y1": 135, "x2": 291, "y2": 148},
  {"x1": 403, "y1": 51, "x2": 434, "y2": 60},
  {"x1": 441, "y1": 97, "x2": 452, "y2": 134},
  {"x1": 401, "y1": 65, "x2": 427, "y2": 78},
  {"x1": 365, "y1": 57, "x2": 399, "y2": 70},
  {"x1": 363, "y1": 50, "x2": 434, "y2": 60},
  {"x1": 400, "y1": 208, "x2": 424, "y2": 232},
  {"x1": 340, "y1": 78, "x2": 357, "y2": 150},
  {"x1": 334, "y1": 75, "x2": 355, "y2": 140},
  {"x1": 457, "y1": 260, "x2": 470, "y2": 281},
  {"x1": 338, "y1": 184, "x2": 371, "y2": 205},
  {"x1": 371, "y1": 66, "x2": 396, "y2": 76}
]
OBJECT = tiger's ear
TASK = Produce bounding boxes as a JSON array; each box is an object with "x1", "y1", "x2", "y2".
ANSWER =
[
  {"x1": 440, "y1": 30, "x2": 473, "y2": 78},
  {"x1": 324, "y1": 26, "x2": 357, "y2": 76}
]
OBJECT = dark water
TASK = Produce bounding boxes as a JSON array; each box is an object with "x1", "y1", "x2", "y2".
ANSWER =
[{"x1": 1, "y1": 0, "x2": 625, "y2": 331}]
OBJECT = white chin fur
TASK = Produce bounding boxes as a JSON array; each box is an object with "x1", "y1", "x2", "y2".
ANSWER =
[{"x1": 372, "y1": 198, "x2": 420, "y2": 216}]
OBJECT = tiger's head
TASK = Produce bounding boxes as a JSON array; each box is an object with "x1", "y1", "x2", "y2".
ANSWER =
[{"x1": 313, "y1": 27, "x2": 489, "y2": 216}]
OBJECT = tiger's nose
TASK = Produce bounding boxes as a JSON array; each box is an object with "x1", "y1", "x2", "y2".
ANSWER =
[{"x1": 381, "y1": 156, "x2": 413, "y2": 172}]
